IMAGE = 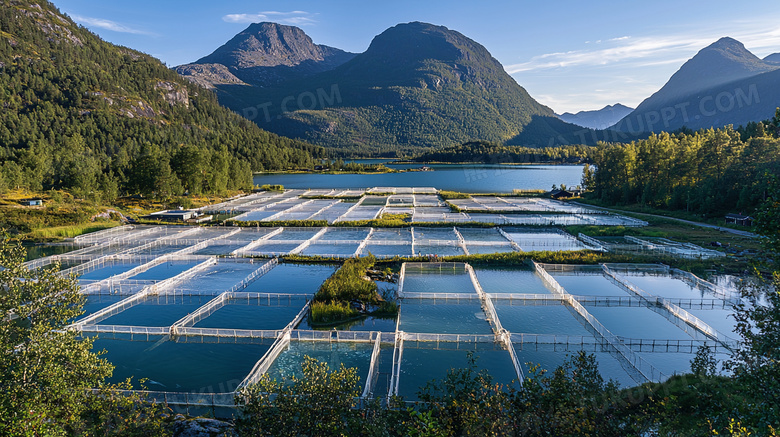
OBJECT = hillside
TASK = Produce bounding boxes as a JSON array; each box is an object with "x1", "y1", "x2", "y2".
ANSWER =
[
  {"x1": 558, "y1": 104, "x2": 633, "y2": 130},
  {"x1": 176, "y1": 22, "x2": 356, "y2": 88},
  {"x1": 202, "y1": 22, "x2": 596, "y2": 155},
  {"x1": 613, "y1": 37, "x2": 780, "y2": 133},
  {"x1": 0, "y1": 0, "x2": 323, "y2": 198}
]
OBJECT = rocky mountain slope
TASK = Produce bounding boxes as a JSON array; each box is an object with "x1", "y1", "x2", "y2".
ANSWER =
[{"x1": 176, "y1": 22, "x2": 355, "y2": 88}]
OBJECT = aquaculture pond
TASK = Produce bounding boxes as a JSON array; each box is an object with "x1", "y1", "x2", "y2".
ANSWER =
[{"x1": 32, "y1": 186, "x2": 733, "y2": 412}]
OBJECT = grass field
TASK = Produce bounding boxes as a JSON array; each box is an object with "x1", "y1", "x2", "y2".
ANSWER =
[{"x1": 0, "y1": 189, "x2": 237, "y2": 241}]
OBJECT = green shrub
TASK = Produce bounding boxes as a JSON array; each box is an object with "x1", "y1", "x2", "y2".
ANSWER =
[
  {"x1": 257, "y1": 184, "x2": 284, "y2": 191},
  {"x1": 310, "y1": 301, "x2": 359, "y2": 324}
]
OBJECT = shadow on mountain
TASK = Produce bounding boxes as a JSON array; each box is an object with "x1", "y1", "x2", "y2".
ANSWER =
[
  {"x1": 612, "y1": 68, "x2": 780, "y2": 133},
  {"x1": 230, "y1": 57, "x2": 356, "y2": 87},
  {"x1": 506, "y1": 116, "x2": 631, "y2": 146}
]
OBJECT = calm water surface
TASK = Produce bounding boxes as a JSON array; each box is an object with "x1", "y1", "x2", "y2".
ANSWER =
[{"x1": 254, "y1": 164, "x2": 584, "y2": 192}]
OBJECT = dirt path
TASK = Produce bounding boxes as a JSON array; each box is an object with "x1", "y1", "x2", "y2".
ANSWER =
[{"x1": 571, "y1": 202, "x2": 758, "y2": 238}]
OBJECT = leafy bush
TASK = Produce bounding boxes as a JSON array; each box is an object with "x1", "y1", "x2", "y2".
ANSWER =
[
  {"x1": 235, "y1": 356, "x2": 362, "y2": 437},
  {"x1": 314, "y1": 256, "x2": 379, "y2": 304}
]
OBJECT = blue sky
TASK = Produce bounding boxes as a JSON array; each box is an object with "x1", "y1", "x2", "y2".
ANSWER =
[{"x1": 54, "y1": 0, "x2": 780, "y2": 113}]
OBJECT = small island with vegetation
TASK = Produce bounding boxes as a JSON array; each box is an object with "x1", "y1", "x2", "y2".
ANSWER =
[{"x1": 309, "y1": 255, "x2": 398, "y2": 326}]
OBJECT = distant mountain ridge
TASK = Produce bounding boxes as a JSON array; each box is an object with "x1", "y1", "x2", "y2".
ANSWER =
[
  {"x1": 765, "y1": 53, "x2": 780, "y2": 64},
  {"x1": 181, "y1": 21, "x2": 604, "y2": 154},
  {"x1": 613, "y1": 37, "x2": 780, "y2": 133},
  {"x1": 558, "y1": 104, "x2": 633, "y2": 130},
  {"x1": 176, "y1": 22, "x2": 356, "y2": 88}
]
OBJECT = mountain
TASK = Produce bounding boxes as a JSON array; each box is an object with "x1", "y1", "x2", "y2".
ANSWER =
[
  {"x1": 203, "y1": 22, "x2": 595, "y2": 154},
  {"x1": 645, "y1": 37, "x2": 777, "y2": 100},
  {"x1": 558, "y1": 104, "x2": 633, "y2": 130},
  {"x1": 765, "y1": 53, "x2": 780, "y2": 64},
  {"x1": 0, "y1": 0, "x2": 322, "y2": 197},
  {"x1": 613, "y1": 37, "x2": 780, "y2": 133},
  {"x1": 615, "y1": 69, "x2": 780, "y2": 133},
  {"x1": 176, "y1": 22, "x2": 356, "y2": 88}
]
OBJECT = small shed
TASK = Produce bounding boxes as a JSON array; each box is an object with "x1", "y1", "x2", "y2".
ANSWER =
[
  {"x1": 725, "y1": 213, "x2": 753, "y2": 226},
  {"x1": 549, "y1": 189, "x2": 574, "y2": 199},
  {"x1": 23, "y1": 199, "x2": 43, "y2": 206}
]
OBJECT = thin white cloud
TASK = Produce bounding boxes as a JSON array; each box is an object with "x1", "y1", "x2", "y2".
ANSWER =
[
  {"x1": 633, "y1": 57, "x2": 692, "y2": 67},
  {"x1": 507, "y1": 22, "x2": 780, "y2": 74},
  {"x1": 263, "y1": 11, "x2": 309, "y2": 16},
  {"x1": 734, "y1": 26, "x2": 780, "y2": 55},
  {"x1": 222, "y1": 11, "x2": 317, "y2": 26},
  {"x1": 506, "y1": 35, "x2": 711, "y2": 73},
  {"x1": 71, "y1": 15, "x2": 155, "y2": 36}
]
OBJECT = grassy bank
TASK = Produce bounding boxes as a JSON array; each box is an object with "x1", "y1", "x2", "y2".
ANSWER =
[
  {"x1": 439, "y1": 190, "x2": 546, "y2": 200},
  {"x1": 29, "y1": 221, "x2": 122, "y2": 240},
  {"x1": 574, "y1": 197, "x2": 758, "y2": 232},
  {"x1": 281, "y1": 250, "x2": 722, "y2": 276},
  {"x1": 566, "y1": 216, "x2": 760, "y2": 251}
]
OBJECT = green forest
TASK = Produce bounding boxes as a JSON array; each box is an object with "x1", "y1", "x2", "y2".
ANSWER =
[
  {"x1": 411, "y1": 140, "x2": 593, "y2": 163},
  {"x1": 0, "y1": 0, "x2": 324, "y2": 200},
  {"x1": 584, "y1": 111, "x2": 780, "y2": 216}
]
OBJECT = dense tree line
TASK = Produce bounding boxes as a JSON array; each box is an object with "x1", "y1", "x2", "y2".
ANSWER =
[
  {"x1": 585, "y1": 109, "x2": 780, "y2": 216},
  {"x1": 0, "y1": 0, "x2": 324, "y2": 200},
  {"x1": 411, "y1": 140, "x2": 593, "y2": 163}
]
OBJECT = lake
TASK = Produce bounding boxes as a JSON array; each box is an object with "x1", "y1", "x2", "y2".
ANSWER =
[{"x1": 254, "y1": 164, "x2": 584, "y2": 193}]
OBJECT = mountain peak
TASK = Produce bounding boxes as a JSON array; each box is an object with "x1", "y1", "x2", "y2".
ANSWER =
[
  {"x1": 652, "y1": 36, "x2": 777, "y2": 100},
  {"x1": 621, "y1": 36, "x2": 779, "y2": 121},
  {"x1": 178, "y1": 22, "x2": 355, "y2": 88},
  {"x1": 208, "y1": 21, "x2": 567, "y2": 151},
  {"x1": 362, "y1": 21, "x2": 483, "y2": 64},
  {"x1": 195, "y1": 22, "x2": 330, "y2": 69},
  {"x1": 709, "y1": 36, "x2": 743, "y2": 48},
  {"x1": 245, "y1": 21, "x2": 295, "y2": 31},
  {"x1": 599, "y1": 103, "x2": 632, "y2": 111},
  {"x1": 613, "y1": 37, "x2": 780, "y2": 132},
  {"x1": 338, "y1": 20, "x2": 512, "y2": 92}
]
